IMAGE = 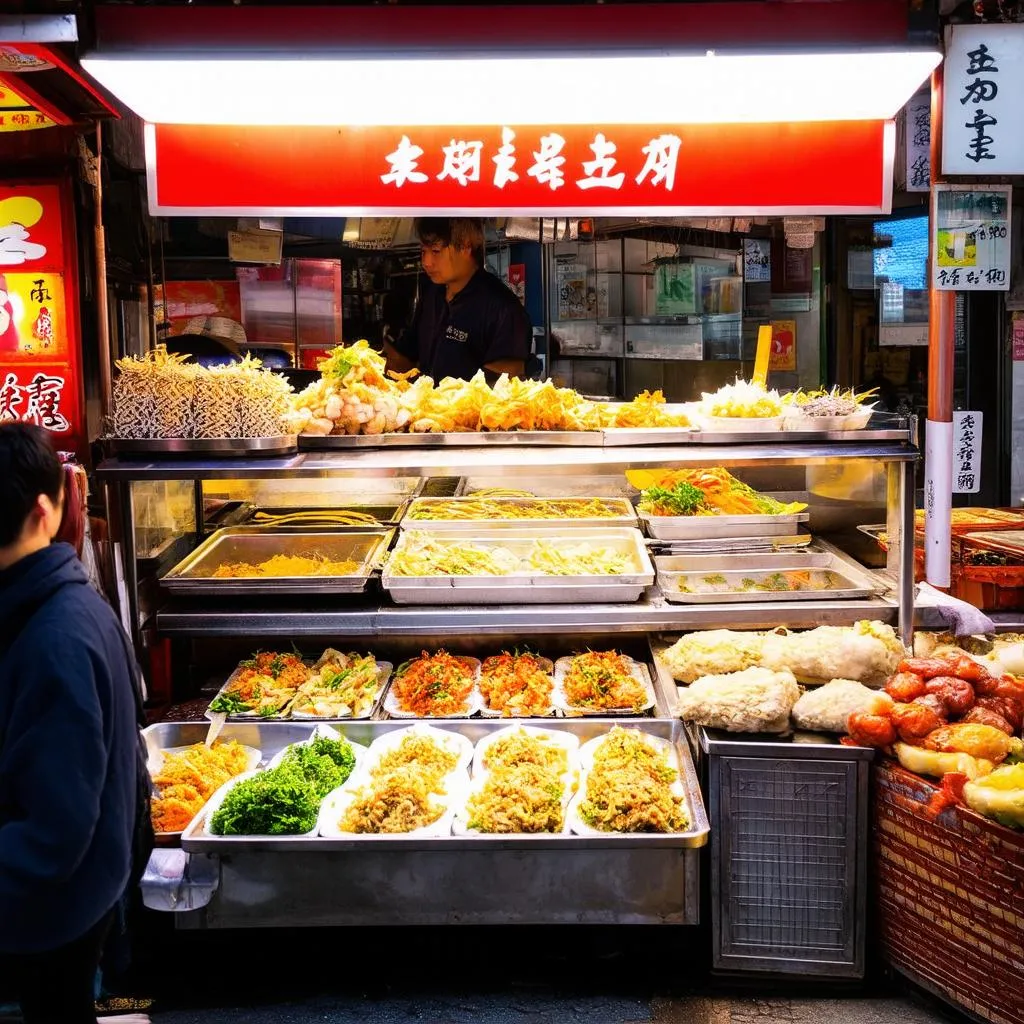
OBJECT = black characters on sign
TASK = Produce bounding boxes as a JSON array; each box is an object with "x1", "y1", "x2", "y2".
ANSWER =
[{"x1": 960, "y1": 43, "x2": 1000, "y2": 163}]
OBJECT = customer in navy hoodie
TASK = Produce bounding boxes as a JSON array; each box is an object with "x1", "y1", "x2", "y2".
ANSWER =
[{"x1": 0, "y1": 424, "x2": 141, "y2": 1024}]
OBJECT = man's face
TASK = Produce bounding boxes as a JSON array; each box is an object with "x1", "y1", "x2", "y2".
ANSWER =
[{"x1": 420, "y1": 240, "x2": 475, "y2": 286}]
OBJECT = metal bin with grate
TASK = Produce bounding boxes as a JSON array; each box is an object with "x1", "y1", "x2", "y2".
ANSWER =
[{"x1": 700, "y1": 728, "x2": 874, "y2": 978}]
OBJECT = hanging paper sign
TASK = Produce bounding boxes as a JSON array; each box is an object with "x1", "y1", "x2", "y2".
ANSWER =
[
  {"x1": 952, "y1": 411, "x2": 982, "y2": 494},
  {"x1": 943, "y1": 24, "x2": 1024, "y2": 175},
  {"x1": 933, "y1": 185, "x2": 1011, "y2": 291},
  {"x1": 506, "y1": 263, "x2": 526, "y2": 303},
  {"x1": 769, "y1": 320, "x2": 797, "y2": 371},
  {"x1": 743, "y1": 238, "x2": 771, "y2": 283},
  {"x1": 904, "y1": 88, "x2": 930, "y2": 192}
]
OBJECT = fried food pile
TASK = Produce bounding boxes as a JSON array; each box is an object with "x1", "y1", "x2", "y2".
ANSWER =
[
  {"x1": 289, "y1": 650, "x2": 382, "y2": 719},
  {"x1": 150, "y1": 741, "x2": 252, "y2": 833},
  {"x1": 632, "y1": 467, "x2": 807, "y2": 518},
  {"x1": 578, "y1": 727, "x2": 689, "y2": 833},
  {"x1": 479, "y1": 652, "x2": 555, "y2": 717},
  {"x1": 389, "y1": 651, "x2": 478, "y2": 717},
  {"x1": 208, "y1": 651, "x2": 311, "y2": 717},
  {"x1": 210, "y1": 553, "x2": 361, "y2": 578},
  {"x1": 285, "y1": 341, "x2": 690, "y2": 436},
  {"x1": 561, "y1": 651, "x2": 649, "y2": 712}
]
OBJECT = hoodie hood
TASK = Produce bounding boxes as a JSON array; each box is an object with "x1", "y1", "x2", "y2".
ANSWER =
[{"x1": 0, "y1": 543, "x2": 84, "y2": 652}]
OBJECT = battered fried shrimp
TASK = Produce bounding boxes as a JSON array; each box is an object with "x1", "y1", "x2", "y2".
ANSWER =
[
  {"x1": 885, "y1": 672, "x2": 927, "y2": 703},
  {"x1": 924, "y1": 676, "x2": 977, "y2": 715},
  {"x1": 890, "y1": 702, "x2": 945, "y2": 743},
  {"x1": 847, "y1": 711, "x2": 897, "y2": 748}
]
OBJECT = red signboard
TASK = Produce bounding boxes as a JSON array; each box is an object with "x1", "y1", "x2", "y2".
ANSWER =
[
  {"x1": 0, "y1": 180, "x2": 84, "y2": 455},
  {"x1": 148, "y1": 121, "x2": 894, "y2": 216}
]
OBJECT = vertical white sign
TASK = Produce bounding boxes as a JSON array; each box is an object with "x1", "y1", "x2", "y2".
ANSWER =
[
  {"x1": 932, "y1": 185, "x2": 1011, "y2": 292},
  {"x1": 952, "y1": 410, "x2": 982, "y2": 494},
  {"x1": 904, "y1": 89, "x2": 931, "y2": 192},
  {"x1": 943, "y1": 24, "x2": 1024, "y2": 175}
]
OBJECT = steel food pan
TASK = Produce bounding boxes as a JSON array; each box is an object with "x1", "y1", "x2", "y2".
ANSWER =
[
  {"x1": 161, "y1": 526, "x2": 395, "y2": 596},
  {"x1": 400, "y1": 496, "x2": 638, "y2": 532},
  {"x1": 243, "y1": 502, "x2": 409, "y2": 527},
  {"x1": 180, "y1": 718, "x2": 708, "y2": 852},
  {"x1": 381, "y1": 527, "x2": 655, "y2": 603},
  {"x1": 299, "y1": 430, "x2": 604, "y2": 449},
  {"x1": 639, "y1": 508, "x2": 809, "y2": 541},
  {"x1": 656, "y1": 553, "x2": 883, "y2": 604},
  {"x1": 647, "y1": 531, "x2": 814, "y2": 555}
]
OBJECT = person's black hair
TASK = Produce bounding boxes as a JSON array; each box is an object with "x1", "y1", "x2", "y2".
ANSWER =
[
  {"x1": 414, "y1": 217, "x2": 486, "y2": 266},
  {"x1": 0, "y1": 423, "x2": 63, "y2": 547}
]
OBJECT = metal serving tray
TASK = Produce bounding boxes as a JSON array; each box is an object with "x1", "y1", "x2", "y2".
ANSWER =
[
  {"x1": 161, "y1": 526, "x2": 394, "y2": 596},
  {"x1": 381, "y1": 528, "x2": 655, "y2": 605},
  {"x1": 400, "y1": 496, "x2": 638, "y2": 532},
  {"x1": 639, "y1": 508, "x2": 809, "y2": 541},
  {"x1": 111, "y1": 435, "x2": 297, "y2": 457},
  {"x1": 208, "y1": 657, "x2": 393, "y2": 721},
  {"x1": 655, "y1": 551, "x2": 884, "y2": 604},
  {"x1": 180, "y1": 718, "x2": 709, "y2": 852},
  {"x1": 647, "y1": 530, "x2": 814, "y2": 555},
  {"x1": 299, "y1": 430, "x2": 605, "y2": 449}
]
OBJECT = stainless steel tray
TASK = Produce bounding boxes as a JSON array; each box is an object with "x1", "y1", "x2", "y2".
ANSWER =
[
  {"x1": 639, "y1": 508, "x2": 809, "y2": 540},
  {"x1": 381, "y1": 528, "x2": 655, "y2": 605},
  {"x1": 111, "y1": 435, "x2": 297, "y2": 456},
  {"x1": 655, "y1": 551, "x2": 884, "y2": 603},
  {"x1": 400, "y1": 496, "x2": 638, "y2": 532},
  {"x1": 299, "y1": 430, "x2": 604, "y2": 449},
  {"x1": 179, "y1": 719, "x2": 709, "y2": 852},
  {"x1": 161, "y1": 526, "x2": 394, "y2": 596},
  {"x1": 647, "y1": 530, "x2": 814, "y2": 555}
]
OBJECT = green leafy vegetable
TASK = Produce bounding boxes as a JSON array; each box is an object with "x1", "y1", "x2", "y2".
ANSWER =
[
  {"x1": 209, "y1": 691, "x2": 252, "y2": 714},
  {"x1": 210, "y1": 767, "x2": 320, "y2": 836},
  {"x1": 639, "y1": 481, "x2": 708, "y2": 516},
  {"x1": 280, "y1": 738, "x2": 356, "y2": 798}
]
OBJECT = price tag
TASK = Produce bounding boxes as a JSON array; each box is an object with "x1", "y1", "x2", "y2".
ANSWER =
[{"x1": 933, "y1": 185, "x2": 1011, "y2": 292}]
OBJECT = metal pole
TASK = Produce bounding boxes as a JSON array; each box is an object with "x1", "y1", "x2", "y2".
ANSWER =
[
  {"x1": 925, "y1": 61, "x2": 956, "y2": 588},
  {"x1": 93, "y1": 121, "x2": 114, "y2": 419}
]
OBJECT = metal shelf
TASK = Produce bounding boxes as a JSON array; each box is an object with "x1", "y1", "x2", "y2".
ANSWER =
[
  {"x1": 97, "y1": 436, "x2": 915, "y2": 482},
  {"x1": 155, "y1": 593, "x2": 898, "y2": 638}
]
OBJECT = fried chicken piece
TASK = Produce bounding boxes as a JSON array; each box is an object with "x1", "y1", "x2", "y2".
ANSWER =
[
  {"x1": 890, "y1": 702, "x2": 945, "y2": 743},
  {"x1": 962, "y1": 706, "x2": 1014, "y2": 735},
  {"x1": 885, "y1": 672, "x2": 927, "y2": 703},
  {"x1": 924, "y1": 676, "x2": 976, "y2": 715},
  {"x1": 923, "y1": 723, "x2": 1013, "y2": 763},
  {"x1": 975, "y1": 695, "x2": 1023, "y2": 732},
  {"x1": 847, "y1": 711, "x2": 897, "y2": 748},
  {"x1": 911, "y1": 693, "x2": 949, "y2": 721}
]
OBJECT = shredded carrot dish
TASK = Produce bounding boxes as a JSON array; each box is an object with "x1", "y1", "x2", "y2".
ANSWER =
[
  {"x1": 390, "y1": 650, "x2": 477, "y2": 716},
  {"x1": 479, "y1": 652, "x2": 555, "y2": 717},
  {"x1": 150, "y1": 741, "x2": 251, "y2": 833},
  {"x1": 563, "y1": 651, "x2": 648, "y2": 712},
  {"x1": 211, "y1": 553, "x2": 360, "y2": 578}
]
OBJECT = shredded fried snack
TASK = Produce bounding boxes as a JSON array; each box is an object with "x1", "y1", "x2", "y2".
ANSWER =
[
  {"x1": 390, "y1": 651, "x2": 478, "y2": 716},
  {"x1": 467, "y1": 763, "x2": 565, "y2": 833},
  {"x1": 209, "y1": 651, "x2": 311, "y2": 717},
  {"x1": 405, "y1": 497, "x2": 624, "y2": 522},
  {"x1": 479, "y1": 653, "x2": 555, "y2": 716},
  {"x1": 481, "y1": 728, "x2": 570, "y2": 775},
  {"x1": 388, "y1": 535, "x2": 520, "y2": 577},
  {"x1": 372, "y1": 733, "x2": 460, "y2": 789},
  {"x1": 636, "y1": 468, "x2": 807, "y2": 518},
  {"x1": 526, "y1": 540, "x2": 632, "y2": 576},
  {"x1": 210, "y1": 553, "x2": 361, "y2": 578},
  {"x1": 340, "y1": 770, "x2": 447, "y2": 834},
  {"x1": 699, "y1": 379, "x2": 783, "y2": 419},
  {"x1": 288, "y1": 652, "x2": 381, "y2": 718},
  {"x1": 150, "y1": 741, "x2": 251, "y2": 833},
  {"x1": 389, "y1": 534, "x2": 635, "y2": 578},
  {"x1": 579, "y1": 728, "x2": 689, "y2": 833},
  {"x1": 562, "y1": 651, "x2": 649, "y2": 712}
]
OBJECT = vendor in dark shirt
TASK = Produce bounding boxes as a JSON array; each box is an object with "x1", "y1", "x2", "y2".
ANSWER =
[{"x1": 384, "y1": 218, "x2": 529, "y2": 383}]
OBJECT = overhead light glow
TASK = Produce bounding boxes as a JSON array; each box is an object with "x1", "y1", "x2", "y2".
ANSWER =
[{"x1": 82, "y1": 50, "x2": 940, "y2": 126}]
